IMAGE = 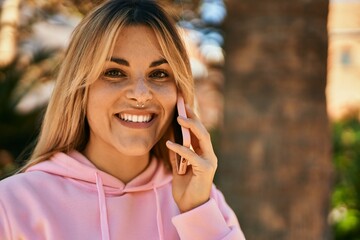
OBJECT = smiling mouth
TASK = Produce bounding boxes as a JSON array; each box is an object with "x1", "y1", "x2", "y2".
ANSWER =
[{"x1": 117, "y1": 113, "x2": 154, "y2": 123}]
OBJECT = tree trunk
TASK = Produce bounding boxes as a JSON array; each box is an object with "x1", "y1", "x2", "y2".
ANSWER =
[
  {"x1": 0, "y1": 0, "x2": 21, "y2": 68},
  {"x1": 218, "y1": 1, "x2": 333, "y2": 239}
]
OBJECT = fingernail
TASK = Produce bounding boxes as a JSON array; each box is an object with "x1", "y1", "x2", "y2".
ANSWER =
[{"x1": 166, "y1": 140, "x2": 174, "y2": 146}]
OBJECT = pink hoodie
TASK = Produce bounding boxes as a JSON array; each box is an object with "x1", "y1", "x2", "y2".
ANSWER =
[{"x1": 0, "y1": 151, "x2": 245, "y2": 239}]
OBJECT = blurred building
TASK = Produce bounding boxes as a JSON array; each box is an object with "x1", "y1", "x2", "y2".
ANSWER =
[{"x1": 327, "y1": 0, "x2": 360, "y2": 120}]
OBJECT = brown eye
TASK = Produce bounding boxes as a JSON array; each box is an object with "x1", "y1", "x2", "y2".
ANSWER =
[
  {"x1": 149, "y1": 70, "x2": 169, "y2": 79},
  {"x1": 104, "y1": 69, "x2": 126, "y2": 78}
]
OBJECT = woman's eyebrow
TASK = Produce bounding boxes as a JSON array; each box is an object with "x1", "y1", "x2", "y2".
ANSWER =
[
  {"x1": 108, "y1": 57, "x2": 168, "y2": 67},
  {"x1": 109, "y1": 57, "x2": 129, "y2": 66},
  {"x1": 149, "y1": 58, "x2": 168, "y2": 67}
]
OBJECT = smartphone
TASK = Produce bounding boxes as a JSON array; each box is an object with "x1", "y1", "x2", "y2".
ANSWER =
[{"x1": 174, "y1": 94, "x2": 191, "y2": 175}]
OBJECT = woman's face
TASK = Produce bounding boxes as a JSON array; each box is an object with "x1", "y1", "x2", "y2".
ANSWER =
[{"x1": 85, "y1": 25, "x2": 177, "y2": 158}]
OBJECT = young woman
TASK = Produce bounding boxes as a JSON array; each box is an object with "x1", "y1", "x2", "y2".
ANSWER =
[{"x1": 0, "y1": 0, "x2": 245, "y2": 239}]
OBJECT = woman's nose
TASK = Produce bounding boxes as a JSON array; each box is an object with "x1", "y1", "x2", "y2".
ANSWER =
[{"x1": 127, "y1": 77, "x2": 153, "y2": 103}]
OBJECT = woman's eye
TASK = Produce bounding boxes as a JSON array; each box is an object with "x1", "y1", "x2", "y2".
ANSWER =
[
  {"x1": 149, "y1": 70, "x2": 169, "y2": 80},
  {"x1": 103, "y1": 69, "x2": 126, "y2": 78}
]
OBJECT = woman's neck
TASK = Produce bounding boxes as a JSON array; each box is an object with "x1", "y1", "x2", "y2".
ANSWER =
[{"x1": 82, "y1": 145, "x2": 150, "y2": 184}]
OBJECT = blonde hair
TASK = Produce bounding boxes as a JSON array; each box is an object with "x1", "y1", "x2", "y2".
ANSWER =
[{"x1": 21, "y1": 0, "x2": 194, "y2": 171}]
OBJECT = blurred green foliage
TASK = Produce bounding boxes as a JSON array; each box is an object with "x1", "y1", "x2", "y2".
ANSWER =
[{"x1": 331, "y1": 113, "x2": 360, "y2": 239}]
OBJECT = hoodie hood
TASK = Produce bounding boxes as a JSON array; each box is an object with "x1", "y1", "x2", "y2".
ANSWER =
[
  {"x1": 26, "y1": 151, "x2": 172, "y2": 240},
  {"x1": 26, "y1": 151, "x2": 172, "y2": 195}
]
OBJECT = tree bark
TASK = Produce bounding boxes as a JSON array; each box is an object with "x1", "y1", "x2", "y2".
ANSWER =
[
  {"x1": 218, "y1": 1, "x2": 333, "y2": 239},
  {"x1": 0, "y1": 0, "x2": 21, "y2": 68}
]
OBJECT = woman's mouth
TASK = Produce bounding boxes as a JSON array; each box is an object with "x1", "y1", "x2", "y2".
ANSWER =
[
  {"x1": 118, "y1": 113, "x2": 153, "y2": 123},
  {"x1": 115, "y1": 113, "x2": 155, "y2": 128}
]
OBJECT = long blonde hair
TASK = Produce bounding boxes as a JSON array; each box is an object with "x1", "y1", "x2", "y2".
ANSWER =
[{"x1": 21, "y1": 0, "x2": 194, "y2": 171}]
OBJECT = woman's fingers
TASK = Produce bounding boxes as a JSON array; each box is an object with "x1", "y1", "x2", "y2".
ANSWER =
[
  {"x1": 166, "y1": 140, "x2": 201, "y2": 166},
  {"x1": 181, "y1": 106, "x2": 208, "y2": 138},
  {"x1": 166, "y1": 139, "x2": 217, "y2": 174}
]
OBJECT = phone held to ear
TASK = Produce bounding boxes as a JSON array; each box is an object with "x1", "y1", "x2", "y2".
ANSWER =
[{"x1": 175, "y1": 94, "x2": 191, "y2": 175}]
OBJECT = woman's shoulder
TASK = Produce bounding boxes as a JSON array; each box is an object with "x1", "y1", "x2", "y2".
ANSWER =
[
  {"x1": 0, "y1": 171, "x2": 55, "y2": 199},
  {"x1": 1, "y1": 169, "x2": 51, "y2": 183}
]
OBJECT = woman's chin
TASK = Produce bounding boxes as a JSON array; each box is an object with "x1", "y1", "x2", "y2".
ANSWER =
[{"x1": 116, "y1": 144, "x2": 152, "y2": 157}]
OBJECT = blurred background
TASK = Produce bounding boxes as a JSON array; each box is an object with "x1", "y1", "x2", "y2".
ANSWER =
[{"x1": 0, "y1": 0, "x2": 359, "y2": 239}]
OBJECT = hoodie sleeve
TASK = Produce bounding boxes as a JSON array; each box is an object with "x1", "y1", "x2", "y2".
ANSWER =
[
  {"x1": 0, "y1": 200, "x2": 12, "y2": 240},
  {"x1": 172, "y1": 185, "x2": 246, "y2": 240}
]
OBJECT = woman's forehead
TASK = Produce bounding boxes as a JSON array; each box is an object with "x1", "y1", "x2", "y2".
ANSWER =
[{"x1": 110, "y1": 25, "x2": 166, "y2": 64}]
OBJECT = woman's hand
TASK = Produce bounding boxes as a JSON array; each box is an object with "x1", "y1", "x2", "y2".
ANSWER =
[{"x1": 166, "y1": 105, "x2": 218, "y2": 213}]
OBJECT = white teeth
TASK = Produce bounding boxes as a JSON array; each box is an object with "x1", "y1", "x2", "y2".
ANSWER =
[{"x1": 119, "y1": 114, "x2": 152, "y2": 123}]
